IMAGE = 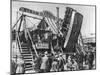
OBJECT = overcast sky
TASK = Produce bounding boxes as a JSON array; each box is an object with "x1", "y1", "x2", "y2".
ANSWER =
[{"x1": 12, "y1": 1, "x2": 95, "y2": 38}]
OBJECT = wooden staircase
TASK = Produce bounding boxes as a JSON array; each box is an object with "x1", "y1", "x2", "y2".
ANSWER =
[{"x1": 21, "y1": 43, "x2": 34, "y2": 71}]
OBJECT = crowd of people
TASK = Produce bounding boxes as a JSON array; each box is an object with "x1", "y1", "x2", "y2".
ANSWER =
[{"x1": 11, "y1": 50, "x2": 95, "y2": 74}]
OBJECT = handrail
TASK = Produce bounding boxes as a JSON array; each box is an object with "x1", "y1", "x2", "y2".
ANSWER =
[
  {"x1": 12, "y1": 15, "x2": 22, "y2": 30},
  {"x1": 26, "y1": 29, "x2": 39, "y2": 57},
  {"x1": 16, "y1": 32, "x2": 23, "y2": 55}
]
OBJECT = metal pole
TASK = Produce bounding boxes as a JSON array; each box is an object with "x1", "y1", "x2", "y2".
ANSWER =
[
  {"x1": 56, "y1": 7, "x2": 59, "y2": 48},
  {"x1": 56, "y1": 7, "x2": 59, "y2": 31},
  {"x1": 80, "y1": 33, "x2": 86, "y2": 55}
]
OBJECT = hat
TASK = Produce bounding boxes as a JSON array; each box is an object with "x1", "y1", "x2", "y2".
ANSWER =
[
  {"x1": 59, "y1": 53, "x2": 63, "y2": 56},
  {"x1": 44, "y1": 51, "x2": 48, "y2": 55},
  {"x1": 55, "y1": 54, "x2": 59, "y2": 58}
]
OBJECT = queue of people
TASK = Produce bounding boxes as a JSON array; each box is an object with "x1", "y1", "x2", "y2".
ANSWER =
[{"x1": 11, "y1": 50, "x2": 95, "y2": 74}]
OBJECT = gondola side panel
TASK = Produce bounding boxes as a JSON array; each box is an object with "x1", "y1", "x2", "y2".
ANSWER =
[{"x1": 64, "y1": 12, "x2": 83, "y2": 53}]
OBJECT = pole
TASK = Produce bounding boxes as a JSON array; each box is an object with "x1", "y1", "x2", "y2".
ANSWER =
[
  {"x1": 56, "y1": 7, "x2": 59, "y2": 31},
  {"x1": 79, "y1": 33, "x2": 86, "y2": 55}
]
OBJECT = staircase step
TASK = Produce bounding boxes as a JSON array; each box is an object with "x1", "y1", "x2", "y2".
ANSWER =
[
  {"x1": 22, "y1": 55, "x2": 32, "y2": 58},
  {"x1": 25, "y1": 65, "x2": 33, "y2": 68},
  {"x1": 22, "y1": 55, "x2": 33, "y2": 58},
  {"x1": 21, "y1": 50, "x2": 30, "y2": 52},
  {"x1": 24, "y1": 61, "x2": 33, "y2": 64},
  {"x1": 21, "y1": 47, "x2": 28, "y2": 49},
  {"x1": 21, "y1": 52, "x2": 31, "y2": 54},
  {"x1": 19, "y1": 45, "x2": 28, "y2": 47},
  {"x1": 22, "y1": 54, "x2": 32, "y2": 56},
  {"x1": 25, "y1": 63, "x2": 32, "y2": 65},
  {"x1": 21, "y1": 48, "x2": 29, "y2": 50},
  {"x1": 21, "y1": 43, "x2": 28, "y2": 45},
  {"x1": 21, "y1": 47, "x2": 28, "y2": 48},
  {"x1": 22, "y1": 53, "x2": 32, "y2": 56},
  {"x1": 23, "y1": 57, "x2": 33, "y2": 59},
  {"x1": 21, "y1": 46, "x2": 28, "y2": 48},
  {"x1": 24, "y1": 59, "x2": 33, "y2": 62},
  {"x1": 23, "y1": 55, "x2": 33, "y2": 58},
  {"x1": 24, "y1": 58, "x2": 33, "y2": 60},
  {"x1": 25, "y1": 67, "x2": 34, "y2": 71}
]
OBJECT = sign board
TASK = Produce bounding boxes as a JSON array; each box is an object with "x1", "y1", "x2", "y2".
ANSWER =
[{"x1": 35, "y1": 43, "x2": 49, "y2": 49}]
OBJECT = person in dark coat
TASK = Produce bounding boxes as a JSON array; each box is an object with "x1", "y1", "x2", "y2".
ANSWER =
[
  {"x1": 88, "y1": 52, "x2": 94, "y2": 69},
  {"x1": 11, "y1": 60, "x2": 17, "y2": 75}
]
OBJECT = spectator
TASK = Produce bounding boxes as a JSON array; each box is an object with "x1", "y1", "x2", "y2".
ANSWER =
[
  {"x1": 16, "y1": 56, "x2": 25, "y2": 74},
  {"x1": 11, "y1": 59, "x2": 17, "y2": 75},
  {"x1": 71, "y1": 59, "x2": 78, "y2": 70},
  {"x1": 40, "y1": 51, "x2": 49, "y2": 73},
  {"x1": 50, "y1": 54, "x2": 59, "y2": 72}
]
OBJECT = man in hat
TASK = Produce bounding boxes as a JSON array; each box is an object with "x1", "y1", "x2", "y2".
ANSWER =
[
  {"x1": 40, "y1": 51, "x2": 49, "y2": 73},
  {"x1": 58, "y1": 53, "x2": 65, "y2": 71},
  {"x1": 50, "y1": 54, "x2": 59, "y2": 72}
]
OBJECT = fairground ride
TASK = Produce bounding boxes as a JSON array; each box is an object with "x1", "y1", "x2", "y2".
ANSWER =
[{"x1": 11, "y1": 7, "x2": 86, "y2": 71}]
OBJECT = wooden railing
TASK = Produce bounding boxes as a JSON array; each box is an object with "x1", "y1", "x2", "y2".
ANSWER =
[
  {"x1": 16, "y1": 32, "x2": 22, "y2": 54},
  {"x1": 26, "y1": 29, "x2": 39, "y2": 57}
]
